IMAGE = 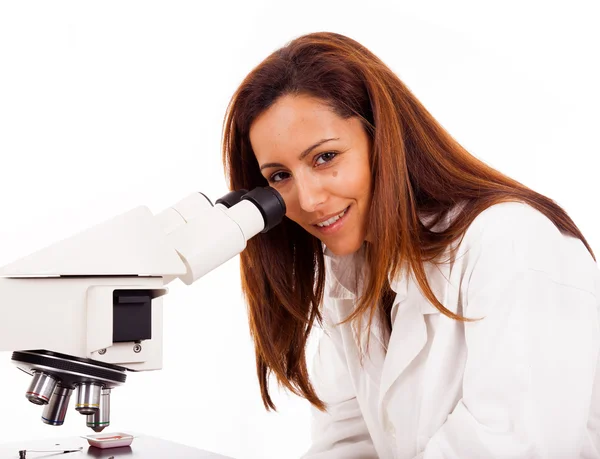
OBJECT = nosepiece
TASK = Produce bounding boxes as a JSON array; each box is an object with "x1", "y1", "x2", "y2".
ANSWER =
[{"x1": 14, "y1": 350, "x2": 125, "y2": 430}]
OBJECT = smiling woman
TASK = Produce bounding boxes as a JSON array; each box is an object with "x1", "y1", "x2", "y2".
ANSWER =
[
  {"x1": 250, "y1": 95, "x2": 372, "y2": 255},
  {"x1": 221, "y1": 32, "x2": 600, "y2": 458}
]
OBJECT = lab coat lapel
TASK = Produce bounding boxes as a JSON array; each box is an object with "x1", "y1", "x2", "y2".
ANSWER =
[
  {"x1": 377, "y1": 268, "x2": 425, "y2": 406},
  {"x1": 378, "y1": 261, "x2": 448, "y2": 409},
  {"x1": 325, "y1": 246, "x2": 388, "y2": 387},
  {"x1": 348, "y1": 305, "x2": 388, "y2": 388}
]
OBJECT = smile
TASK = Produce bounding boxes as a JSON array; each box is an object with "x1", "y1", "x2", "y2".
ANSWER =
[{"x1": 312, "y1": 205, "x2": 351, "y2": 234}]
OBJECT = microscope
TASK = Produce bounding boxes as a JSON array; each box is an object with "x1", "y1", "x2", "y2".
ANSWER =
[{"x1": 0, "y1": 187, "x2": 285, "y2": 434}]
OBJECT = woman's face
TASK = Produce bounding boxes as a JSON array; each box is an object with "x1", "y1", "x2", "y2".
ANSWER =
[{"x1": 250, "y1": 94, "x2": 372, "y2": 256}]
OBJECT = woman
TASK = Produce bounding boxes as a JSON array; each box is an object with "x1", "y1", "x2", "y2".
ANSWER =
[{"x1": 222, "y1": 32, "x2": 600, "y2": 458}]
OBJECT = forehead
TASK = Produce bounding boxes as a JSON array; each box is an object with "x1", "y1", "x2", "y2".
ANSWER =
[{"x1": 249, "y1": 95, "x2": 350, "y2": 157}]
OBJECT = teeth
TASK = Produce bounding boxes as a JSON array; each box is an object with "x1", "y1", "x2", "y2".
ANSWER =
[{"x1": 316, "y1": 207, "x2": 348, "y2": 227}]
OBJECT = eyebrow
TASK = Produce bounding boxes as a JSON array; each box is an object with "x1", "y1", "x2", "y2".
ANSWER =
[{"x1": 259, "y1": 137, "x2": 339, "y2": 172}]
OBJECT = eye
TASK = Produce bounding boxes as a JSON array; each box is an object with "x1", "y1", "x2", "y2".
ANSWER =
[
  {"x1": 267, "y1": 151, "x2": 338, "y2": 184},
  {"x1": 268, "y1": 171, "x2": 290, "y2": 184},
  {"x1": 315, "y1": 151, "x2": 337, "y2": 165}
]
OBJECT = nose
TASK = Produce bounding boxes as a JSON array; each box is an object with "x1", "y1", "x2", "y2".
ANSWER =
[{"x1": 295, "y1": 172, "x2": 326, "y2": 213}]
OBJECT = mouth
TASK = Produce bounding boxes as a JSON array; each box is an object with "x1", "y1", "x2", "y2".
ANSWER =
[{"x1": 311, "y1": 205, "x2": 351, "y2": 234}]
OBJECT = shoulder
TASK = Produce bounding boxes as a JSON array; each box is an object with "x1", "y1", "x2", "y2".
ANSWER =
[
  {"x1": 463, "y1": 201, "x2": 558, "y2": 242},
  {"x1": 461, "y1": 201, "x2": 582, "y2": 259},
  {"x1": 459, "y1": 201, "x2": 598, "y2": 296}
]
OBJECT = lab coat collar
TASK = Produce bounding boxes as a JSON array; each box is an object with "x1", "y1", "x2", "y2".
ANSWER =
[
  {"x1": 322, "y1": 203, "x2": 465, "y2": 313},
  {"x1": 323, "y1": 245, "x2": 362, "y2": 300},
  {"x1": 322, "y1": 245, "x2": 438, "y2": 316}
]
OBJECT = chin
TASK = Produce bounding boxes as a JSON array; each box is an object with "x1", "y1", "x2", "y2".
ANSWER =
[{"x1": 324, "y1": 239, "x2": 364, "y2": 257}]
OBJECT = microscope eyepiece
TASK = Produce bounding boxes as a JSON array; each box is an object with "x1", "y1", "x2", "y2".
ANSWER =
[
  {"x1": 241, "y1": 187, "x2": 286, "y2": 233},
  {"x1": 215, "y1": 189, "x2": 248, "y2": 208}
]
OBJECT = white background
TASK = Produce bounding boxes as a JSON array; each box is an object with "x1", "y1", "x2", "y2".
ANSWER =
[{"x1": 0, "y1": 1, "x2": 598, "y2": 458}]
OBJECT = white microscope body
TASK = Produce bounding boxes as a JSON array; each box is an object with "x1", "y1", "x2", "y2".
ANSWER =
[{"x1": 0, "y1": 187, "x2": 285, "y2": 432}]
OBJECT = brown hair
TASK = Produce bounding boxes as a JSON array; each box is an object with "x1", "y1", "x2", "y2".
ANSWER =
[{"x1": 221, "y1": 32, "x2": 595, "y2": 412}]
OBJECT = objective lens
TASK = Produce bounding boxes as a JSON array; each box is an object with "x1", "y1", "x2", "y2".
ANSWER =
[
  {"x1": 76, "y1": 382, "x2": 102, "y2": 415},
  {"x1": 42, "y1": 386, "x2": 73, "y2": 426},
  {"x1": 86, "y1": 388, "x2": 110, "y2": 432},
  {"x1": 25, "y1": 371, "x2": 58, "y2": 405}
]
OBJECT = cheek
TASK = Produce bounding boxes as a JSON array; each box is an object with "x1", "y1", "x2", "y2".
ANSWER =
[
  {"x1": 334, "y1": 167, "x2": 371, "y2": 197},
  {"x1": 356, "y1": 157, "x2": 372, "y2": 197},
  {"x1": 283, "y1": 198, "x2": 304, "y2": 224},
  {"x1": 360, "y1": 169, "x2": 372, "y2": 197}
]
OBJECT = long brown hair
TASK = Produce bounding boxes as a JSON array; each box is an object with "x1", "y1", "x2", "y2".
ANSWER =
[{"x1": 221, "y1": 32, "x2": 595, "y2": 412}]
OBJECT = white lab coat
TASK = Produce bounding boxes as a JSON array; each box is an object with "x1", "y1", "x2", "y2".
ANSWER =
[{"x1": 302, "y1": 201, "x2": 600, "y2": 459}]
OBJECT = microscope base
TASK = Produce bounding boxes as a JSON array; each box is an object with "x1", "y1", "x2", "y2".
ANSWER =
[{"x1": 0, "y1": 433, "x2": 234, "y2": 458}]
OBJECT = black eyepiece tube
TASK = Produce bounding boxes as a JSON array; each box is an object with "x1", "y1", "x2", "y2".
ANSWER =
[
  {"x1": 241, "y1": 187, "x2": 286, "y2": 233},
  {"x1": 215, "y1": 189, "x2": 249, "y2": 208}
]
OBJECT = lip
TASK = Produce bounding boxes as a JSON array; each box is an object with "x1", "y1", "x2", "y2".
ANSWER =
[
  {"x1": 312, "y1": 205, "x2": 351, "y2": 235},
  {"x1": 310, "y1": 207, "x2": 349, "y2": 226}
]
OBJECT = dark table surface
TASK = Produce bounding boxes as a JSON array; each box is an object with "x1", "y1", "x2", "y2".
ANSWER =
[{"x1": 0, "y1": 434, "x2": 234, "y2": 459}]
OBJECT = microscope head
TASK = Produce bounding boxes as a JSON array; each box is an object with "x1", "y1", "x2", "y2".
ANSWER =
[{"x1": 0, "y1": 187, "x2": 285, "y2": 431}]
